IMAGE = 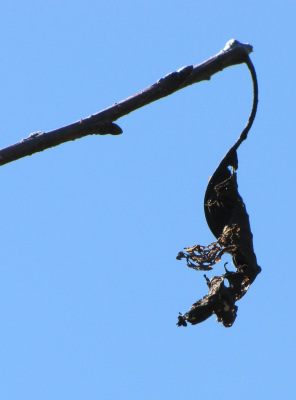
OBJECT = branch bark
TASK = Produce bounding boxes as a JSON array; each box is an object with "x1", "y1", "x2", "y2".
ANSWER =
[{"x1": 0, "y1": 39, "x2": 253, "y2": 166}]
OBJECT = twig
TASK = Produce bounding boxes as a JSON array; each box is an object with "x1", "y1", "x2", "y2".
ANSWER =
[{"x1": 0, "y1": 39, "x2": 253, "y2": 166}]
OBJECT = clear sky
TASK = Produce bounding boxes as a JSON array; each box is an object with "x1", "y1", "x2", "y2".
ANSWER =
[{"x1": 0, "y1": 1, "x2": 295, "y2": 399}]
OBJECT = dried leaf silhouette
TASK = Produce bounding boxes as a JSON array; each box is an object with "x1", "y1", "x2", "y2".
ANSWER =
[{"x1": 177, "y1": 51, "x2": 261, "y2": 328}]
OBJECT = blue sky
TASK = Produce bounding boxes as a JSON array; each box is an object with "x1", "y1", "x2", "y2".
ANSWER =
[{"x1": 0, "y1": 1, "x2": 295, "y2": 399}]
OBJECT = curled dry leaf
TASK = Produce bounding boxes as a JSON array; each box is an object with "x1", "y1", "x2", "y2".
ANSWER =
[{"x1": 177, "y1": 55, "x2": 261, "y2": 328}]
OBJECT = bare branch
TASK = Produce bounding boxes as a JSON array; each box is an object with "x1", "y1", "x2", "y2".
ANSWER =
[{"x1": 0, "y1": 39, "x2": 253, "y2": 166}]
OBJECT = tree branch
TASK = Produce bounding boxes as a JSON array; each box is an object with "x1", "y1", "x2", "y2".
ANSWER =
[{"x1": 0, "y1": 39, "x2": 253, "y2": 166}]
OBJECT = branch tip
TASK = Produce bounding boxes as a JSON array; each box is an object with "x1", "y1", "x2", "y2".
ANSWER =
[{"x1": 223, "y1": 39, "x2": 253, "y2": 55}]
